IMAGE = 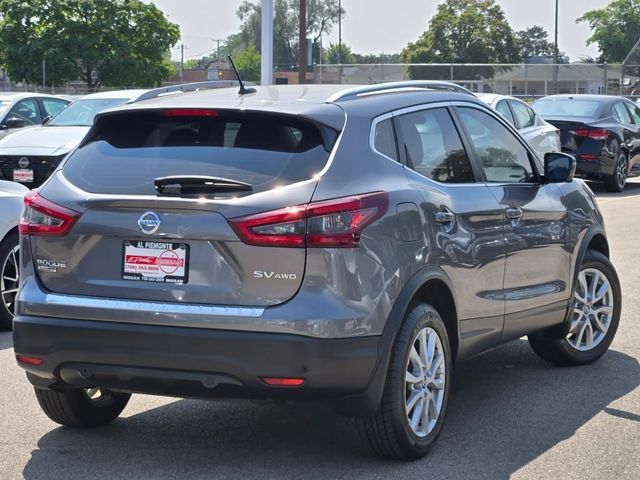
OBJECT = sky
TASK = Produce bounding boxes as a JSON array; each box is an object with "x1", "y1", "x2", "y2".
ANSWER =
[{"x1": 150, "y1": 0, "x2": 612, "y2": 62}]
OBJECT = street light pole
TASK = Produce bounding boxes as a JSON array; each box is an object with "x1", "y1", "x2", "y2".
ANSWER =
[
  {"x1": 553, "y1": 0, "x2": 559, "y2": 93},
  {"x1": 261, "y1": 0, "x2": 274, "y2": 85},
  {"x1": 298, "y1": 0, "x2": 307, "y2": 84},
  {"x1": 338, "y1": 0, "x2": 342, "y2": 65}
]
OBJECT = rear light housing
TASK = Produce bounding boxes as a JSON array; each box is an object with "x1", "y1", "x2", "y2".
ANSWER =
[
  {"x1": 574, "y1": 129, "x2": 608, "y2": 141},
  {"x1": 229, "y1": 192, "x2": 389, "y2": 248},
  {"x1": 19, "y1": 192, "x2": 81, "y2": 237}
]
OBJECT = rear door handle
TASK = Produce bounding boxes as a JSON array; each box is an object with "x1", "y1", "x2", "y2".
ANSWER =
[{"x1": 506, "y1": 207, "x2": 523, "y2": 220}]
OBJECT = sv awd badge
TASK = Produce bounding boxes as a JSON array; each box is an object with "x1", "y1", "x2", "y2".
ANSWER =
[{"x1": 253, "y1": 271, "x2": 298, "y2": 280}]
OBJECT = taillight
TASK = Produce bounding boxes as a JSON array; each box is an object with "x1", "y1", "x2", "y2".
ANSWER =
[
  {"x1": 162, "y1": 109, "x2": 219, "y2": 117},
  {"x1": 574, "y1": 129, "x2": 608, "y2": 140},
  {"x1": 229, "y1": 192, "x2": 389, "y2": 248},
  {"x1": 19, "y1": 192, "x2": 80, "y2": 237}
]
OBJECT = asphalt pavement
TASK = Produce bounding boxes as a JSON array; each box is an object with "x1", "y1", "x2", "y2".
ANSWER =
[{"x1": 1, "y1": 180, "x2": 638, "y2": 480}]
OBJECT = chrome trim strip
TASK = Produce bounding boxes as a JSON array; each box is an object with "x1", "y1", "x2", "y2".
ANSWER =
[{"x1": 44, "y1": 293, "x2": 265, "y2": 318}]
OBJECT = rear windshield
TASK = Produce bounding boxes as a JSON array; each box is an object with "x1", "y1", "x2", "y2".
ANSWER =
[
  {"x1": 533, "y1": 99, "x2": 601, "y2": 118},
  {"x1": 61, "y1": 110, "x2": 337, "y2": 195}
]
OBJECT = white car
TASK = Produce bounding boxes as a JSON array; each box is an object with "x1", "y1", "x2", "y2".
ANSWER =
[
  {"x1": 477, "y1": 94, "x2": 561, "y2": 159},
  {"x1": 0, "y1": 179, "x2": 28, "y2": 329}
]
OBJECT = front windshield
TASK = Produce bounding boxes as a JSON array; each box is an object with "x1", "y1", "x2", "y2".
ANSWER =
[{"x1": 48, "y1": 98, "x2": 128, "y2": 127}]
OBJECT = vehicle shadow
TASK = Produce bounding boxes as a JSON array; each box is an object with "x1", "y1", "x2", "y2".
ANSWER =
[
  {"x1": 589, "y1": 178, "x2": 640, "y2": 198},
  {"x1": 22, "y1": 341, "x2": 639, "y2": 480},
  {"x1": 0, "y1": 331, "x2": 13, "y2": 351}
]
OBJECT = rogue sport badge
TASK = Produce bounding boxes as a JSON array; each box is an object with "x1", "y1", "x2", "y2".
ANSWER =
[
  {"x1": 137, "y1": 211, "x2": 161, "y2": 234},
  {"x1": 18, "y1": 157, "x2": 30, "y2": 168}
]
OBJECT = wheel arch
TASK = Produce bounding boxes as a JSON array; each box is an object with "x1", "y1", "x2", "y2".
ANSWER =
[{"x1": 0, "y1": 226, "x2": 19, "y2": 246}]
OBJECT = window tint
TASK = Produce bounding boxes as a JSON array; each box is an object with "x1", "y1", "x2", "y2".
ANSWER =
[
  {"x1": 7, "y1": 98, "x2": 41, "y2": 125},
  {"x1": 624, "y1": 102, "x2": 640, "y2": 124},
  {"x1": 496, "y1": 101, "x2": 515, "y2": 126},
  {"x1": 509, "y1": 101, "x2": 535, "y2": 129},
  {"x1": 373, "y1": 118, "x2": 398, "y2": 161},
  {"x1": 612, "y1": 103, "x2": 632, "y2": 124},
  {"x1": 396, "y1": 108, "x2": 474, "y2": 183},
  {"x1": 457, "y1": 107, "x2": 536, "y2": 183},
  {"x1": 62, "y1": 111, "x2": 337, "y2": 195},
  {"x1": 41, "y1": 98, "x2": 69, "y2": 118}
]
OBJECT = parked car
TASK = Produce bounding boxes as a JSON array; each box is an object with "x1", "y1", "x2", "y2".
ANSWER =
[
  {"x1": 0, "y1": 180, "x2": 28, "y2": 329},
  {"x1": 0, "y1": 93, "x2": 71, "y2": 142},
  {"x1": 13, "y1": 81, "x2": 621, "y2": 460},
  {"x1": 478, "y1": 93, "x2": 561, "y2": 160},
  {"x1": 533, "y1": 94, "x2": 640, "y2": 192},
  {"x1": 0, "y1": 90, "x2": 149, "y2": 188}
]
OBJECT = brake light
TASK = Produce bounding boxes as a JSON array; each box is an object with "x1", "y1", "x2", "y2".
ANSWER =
[
  {"x1": 229, "y1": 192, "x2": 389, "y2": 248},
  {"x1": 19, "y1": 192, "x2": 80, "y2": 237},
  {"x1": 162, "y1": 109, "x2": 219, "y2": 117},
  {"x1": 574, "y1": 129, "x2": 608, "y2": 140}
]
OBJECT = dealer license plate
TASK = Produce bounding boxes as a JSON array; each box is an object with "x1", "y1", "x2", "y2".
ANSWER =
[
  {"x1": 13, "y1": 169, "x2": 33, "y2": 183},
  {"x1": 122, "y1": 240, "x2": 189, "y2": 284}
]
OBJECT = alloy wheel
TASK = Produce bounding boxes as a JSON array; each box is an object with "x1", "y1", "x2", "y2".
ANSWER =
[
  {"x1": 568, "y1": 267, "x2": 614, "y2": 351},
  {"x1": 405, "y1": 327, "x2": 446, "y2": 437},
  {"x1": 1, "y1": 244, "x2": 19, "y2": 316},
  {"x1": 616, "y1": 155, "x2": 627, "y2": 190}
]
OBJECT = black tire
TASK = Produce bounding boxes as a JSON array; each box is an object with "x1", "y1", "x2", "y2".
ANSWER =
[
  {"x1": 603, "y1": 151, "x2": 627, "y2": 192},
  {"x1": 0, "y1": 231, "x2": 19, "y2": 331},
  {"x1": 356, "y1": 303, "x2": 452, "y2": 460},
  {"x1": 34, "y1": 387, "x2": 131, "y2": 428},
  {"x1": 528, "y1": 249, "x2": 621, "y2": 366}
]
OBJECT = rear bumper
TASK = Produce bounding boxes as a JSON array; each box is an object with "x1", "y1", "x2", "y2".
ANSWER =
[
  {"x1": 13, "y1": 315, "x2": 382, "y2": 407},
  {"x1": 573, "y1": 154, "x2": 614, "y2": 178}
]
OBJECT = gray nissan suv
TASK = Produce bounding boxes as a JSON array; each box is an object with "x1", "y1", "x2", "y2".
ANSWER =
[{"x1": 13, "y1": 82, "x2": 621, "y2": 460}]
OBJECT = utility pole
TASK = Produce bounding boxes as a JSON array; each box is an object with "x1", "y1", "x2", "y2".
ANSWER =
[
  {"x1": 298, "y1": 0, "x2": 307, "y2": 84},
  {"x1": 261, "y1": 0, "x2": 274, "y2": 85},
  {"x1": 553, "y1": 0, "x2": 559, "y2": 93},
  {"x1": 338, "y1": 0, "x2": 342, "y2": 65},
  {"x1": 42, "y1": 59, "x2": 46, "y2": 90},
  {"x1": 213, "y1": 39, "x2": 225, "y2": 78},
  {"x1": 179, "y1": 43, "x2": 186, "y2": 82}
]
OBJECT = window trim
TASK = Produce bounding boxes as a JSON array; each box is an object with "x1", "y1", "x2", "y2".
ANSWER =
[{"x1": 451, "y1": 103, "x2": 542, "y2": 185}]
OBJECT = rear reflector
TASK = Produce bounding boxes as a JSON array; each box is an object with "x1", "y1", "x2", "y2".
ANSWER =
[
  {"x1": 19, "y1": 192, "x2": 81, "y2": 237},
  {"x1": 229, "y1": 192, "x2": 389, "y2": 248},
  {"x1": 261, "y1": 377, "x2": 305, "y2": 387},
  {"x1": 162, "y1": 109, "x2": 219, "y2": 117},
  {"x1": 578, "y1": 154, "x2": 598, "y2": 160},
  {"x1": 16, "y1": 355, "x2": 43, "y2": 366},
  {"x1": 574, "y1": 129, "x2": 608, "y2": 140}
]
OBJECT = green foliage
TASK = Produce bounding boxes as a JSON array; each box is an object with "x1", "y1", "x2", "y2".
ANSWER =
[
  {"x1": 401, "y1": 0, "x2": 520, "y2": 80},
  {"x1": 0, "y1": 0, "x2": 180, "y2": 89},
  {"x1": 235, "y1": 0, "x2": 344, "y2": 67},
  {"x1": 517, "y1": 26, "x2": 557, "y2": 59},
  {"x1": 577, "y1": 0, "x2": 640, "y2": 63},
  {"x1": 353, "y1": 52, "x2": 402, "y2": 64},
  {"x1": 235, "y1": 46, "x2": 261, "y2": 81},
  {"x1": 323, "y1": 43, "x2": 356, "y2": 64}
]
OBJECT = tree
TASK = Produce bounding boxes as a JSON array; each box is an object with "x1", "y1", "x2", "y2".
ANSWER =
[
  {"x1": 235, "y1": 46, "x2": 261, "y2": 81},
  {"x1": 0, "y1": 0, "x2": 180, "y2": 89},
  {"x1": 401, "y1": 0, "x2": 521, "y2": 80},
  {"x1": 235, "y1": 0, "x2": 344, "y2": 68},
  {"x1": 577, "y1": 0, "x2": 640, "y2": 63},
  {"x1": 323, "y1": 43, "x2": 356, "y2": 64},
  {"x1": 516, "y1": 26, "x2": 557, "y2": 59}
]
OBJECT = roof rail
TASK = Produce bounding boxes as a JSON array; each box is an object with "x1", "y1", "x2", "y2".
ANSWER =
[
  {"x1": 326, "y1": 81, "x2": 474, "y2": 102},
  {"x1": 131, "y1": 80, "x2": 244, "y2": 103}
]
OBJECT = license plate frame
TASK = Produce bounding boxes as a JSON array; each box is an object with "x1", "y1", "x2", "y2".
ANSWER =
[
  {"x1": 13, "y1": 169, "x2": 34, "y2": 183},
  {"x1": 122, "y1": 240, "x2": 189, "y2": 284}
]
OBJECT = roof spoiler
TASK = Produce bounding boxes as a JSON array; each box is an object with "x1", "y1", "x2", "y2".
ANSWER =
[
  {"x1": 326, "y1": 81, "x2": 474, "y2": 102},
  {"x1": 131, "y1": 80, "x2": 253, "y2": 103}
]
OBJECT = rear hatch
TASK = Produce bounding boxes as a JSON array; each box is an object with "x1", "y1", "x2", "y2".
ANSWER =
[{"x1": 28, "y1": 107, "x2": 343, "y2": 306}]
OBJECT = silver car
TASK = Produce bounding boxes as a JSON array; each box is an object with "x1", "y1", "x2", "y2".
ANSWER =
[
  {"x1": 0, "y1": 93, "x2": 71, "y2": 141},
  {"x1": 478, "y1": 93, "x2": 561, "y2": 159}
]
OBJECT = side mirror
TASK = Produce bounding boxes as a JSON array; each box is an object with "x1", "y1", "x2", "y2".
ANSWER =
[
  {"x1": 544, "y1": 152, "x2": 576, "y2": 183},
  {"x1": 41, "y1": 115, "x2": 52, "y2": 125},
  {"x1": 5, "y1": 116, "x2": 28, "y2": 128}
]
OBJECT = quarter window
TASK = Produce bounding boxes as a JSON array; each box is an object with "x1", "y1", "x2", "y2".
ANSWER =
[
  {"x1": 396, "y1": 107, "x2": 474, "y2": 183},
  {"x1": 496, "y1": 101, "x2": 515, "y2": 127},
  {"x1": 509, "y1": 101, "x2": 535, "y2": 129},
  {"x1": 612, "y1": 103, "x2": 632, "y2": 124},
  {"x1": 456, "y1": 107, "x2": 536, "y2": 183},
  {"x1": 624, "y1": 102, "x2": 640, "y2": 124},
  {"x1": 373, "y1": 118, "x2": 399, "y2": 161}
]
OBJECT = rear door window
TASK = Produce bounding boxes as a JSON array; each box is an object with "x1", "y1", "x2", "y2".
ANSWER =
[
  {"x1": 396, "y1": 107, "x2": 475, "y2": 183},
  {"x1": 496, "y1": 101, "x2": 515, "y2": 127},
  {"x1": 509, "y1": 100, "x2": 535, "y2": 129},
  {"x1": 62, "y1": 110, "x2": 338, "y2": 195}
]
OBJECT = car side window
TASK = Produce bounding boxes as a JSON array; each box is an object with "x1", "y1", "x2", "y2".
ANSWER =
[
  {"x1": 624, "y1": 102, "x2": 640, "y2": 124},
  {"x1": 509, "y1": 100, "x2": 535, "y2": 129},
  {"x1": 396, "y1": 107, "x2": 475, "y2": 183},
  {"x1": 495, "y1": 100, "x2": 515, "y2": 127},
  {"x1": 456, "y1": 107, "x2": 536, "y2": 184},
  {"x1": 373, "y1": 118, "x2": 399, "y2": 161},
  {"x1": 7, "y1": 98, "x2": 41, "y2": 125},
  {"x1": 612, "y1": 103, "x2": 632, "y2": 124},
  {"x1": 41, "y1": 98, "x2": 69, "y2": 119}
]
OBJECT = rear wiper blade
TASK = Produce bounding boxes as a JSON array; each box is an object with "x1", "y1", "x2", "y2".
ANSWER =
[{"x1": 154, "y1": 175, "x2": 253, "y2": 195}]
